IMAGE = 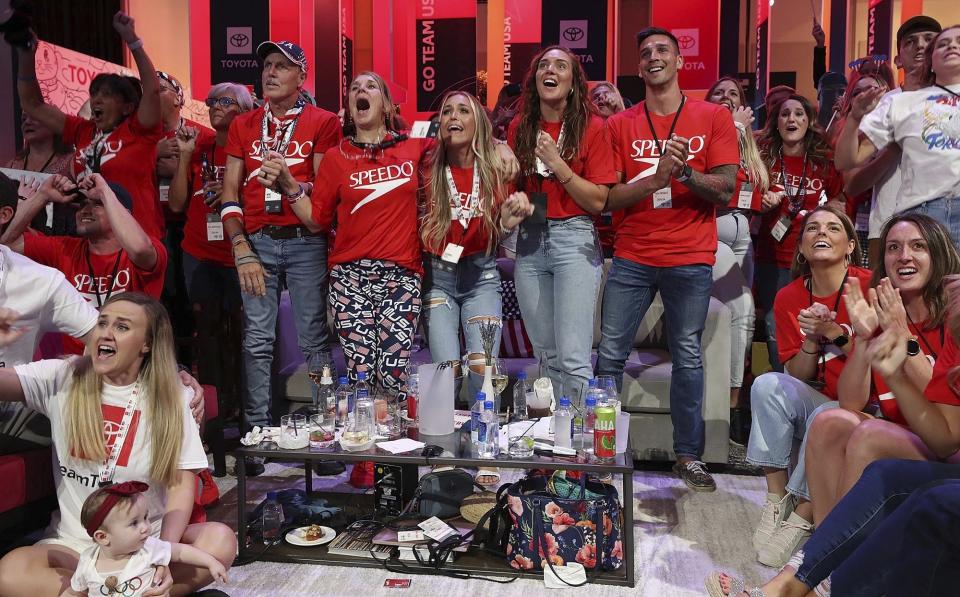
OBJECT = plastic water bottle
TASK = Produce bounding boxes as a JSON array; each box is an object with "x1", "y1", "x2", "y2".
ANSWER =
[
  {"x1": 470, "y1": 391, "x2": 486, "y2": 445},
  {"x1": 316, "y1": 365, "x2": 335, "y2": 416},
  {"x1": 261, "y1": 491, "x2": 283, "y2": 545},
  {"x1": 335, "y1": 376, "x2": 353, "y2": 429},
  {"x1": 355, "y1": 370, "x2": 370, "y2": 401},
  {"x1": 581, "y1": 394, "x2": 597, "y2": 454},
  {"x1": 479, "y1": 400, "x2": 499, "y2": 458},
  {"x1": 554, "y1": 396, "x2": 574, "y2": 449},
  {"x1": 513, "y1": 371, "x2": 530, "y2": 421}
]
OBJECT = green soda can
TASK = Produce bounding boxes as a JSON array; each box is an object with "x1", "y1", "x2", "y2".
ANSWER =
[{"x1": 593, "y1": 404, "x2": 616, "y2": 462}]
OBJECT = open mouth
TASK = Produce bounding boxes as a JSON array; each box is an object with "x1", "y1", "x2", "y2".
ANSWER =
[
  {"x1": 91, "y1": 108, "x2": 104, "y2": 120},
  {"x1": 96, "y1": 345, "x2": 117, "y2": 359},
  {"x1": 447, "y1": 123, "x2": 463, "y2": 133},
  {"x1": 897, "y1": 266, "x2": 918, "y2": 278},
  {"x1": 812, "y1": 240, "x2": 831, "y2": 249},
  {"x1": 785, "y1": 124, "x2": 800, "y2": 133},
  {"x1": 648, "y1": 65, "x2": 665, "y2": 74},
  {"x1": 356, "y1": 97, "x2": 370, "y2": 113},
  {"x1": 542, "y1": 77, "x2": 558, "y2": 88}
]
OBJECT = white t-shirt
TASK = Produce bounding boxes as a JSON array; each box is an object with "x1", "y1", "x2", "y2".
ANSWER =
[
  {"x1": 0, "y1": 245, "x2": 98, "y2": 449},
  {"x1": 13, "y1": 359, "x2": 207, "y2": 548},
  {"x1": 860, "y1": 84, "x2": 960, "y2": 215},
  {"x1": 867, "y1": 88, "x2": 903, "y2": 239},
  {"x1": 71, "y1": 536, "x2": 171, "y2": 596}
]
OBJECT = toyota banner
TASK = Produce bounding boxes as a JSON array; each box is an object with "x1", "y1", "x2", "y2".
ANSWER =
[{"x1": 210, "y1": 0, "x2": 270, "y2": 96}]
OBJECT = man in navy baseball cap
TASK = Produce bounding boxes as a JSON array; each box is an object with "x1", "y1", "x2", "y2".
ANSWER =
[{"x1": 256, "y1": 40, "x2": 308, "y2": 73}]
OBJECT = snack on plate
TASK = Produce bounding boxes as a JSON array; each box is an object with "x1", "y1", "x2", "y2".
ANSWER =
[{"x1": 304, "y1": 524, "x2": 324, "y2": 541}]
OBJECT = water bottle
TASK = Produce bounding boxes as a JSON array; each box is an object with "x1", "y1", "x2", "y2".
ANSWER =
[
  {"x1": 470, "y1": 391, "x2": 486, "y2": 445},
  {"x1": 581, "y1": 395, "x2": 597, "y2": 454},
  {"x1": 355, "y1": 371, "x2": 370, "y2": 401},
  {"x1": 554, "y1": 396, "x2": 574, "y2": 449},
  {"x1": 260, "y1": 491, "x2": 283, "y2": 545},
  {"x1": 335, "y1": 376, "x2": 353, "y2": 429},
  {"x1": 479, "y1": 400, "x2": 499, "y2": 458},
  {"x1": 316, "y1": 365, "x2": 335, "y2": 417},
  {"x1": 513, "y1": 371, "x2": 530, "y2": 421}
]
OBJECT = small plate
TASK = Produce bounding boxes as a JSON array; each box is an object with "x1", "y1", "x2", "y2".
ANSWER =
[{"x1": 285, "y1": 525, "x2": 336, "y2": 547}]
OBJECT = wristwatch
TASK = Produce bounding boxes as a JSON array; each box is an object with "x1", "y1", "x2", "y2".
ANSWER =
[
  {"x1": 906, "y1": 338, "x2": 921, "y2": 357},
  {"x1": 676, "y1": 164, "x2": 693, "y2": 182},
  {"x1": 832, "y1": 333, "x2": 850, "y2": 348}
]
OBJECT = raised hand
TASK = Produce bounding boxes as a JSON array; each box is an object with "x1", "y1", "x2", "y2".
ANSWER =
[
  {"x1": 534, "y1": 130, "x2": 564, "y2": 174},
  {"x1": 760, "y1": 190, "x2": 785, "y2": 212},
  {"x1": 868, "y1": 326, "x2": 909, "y2": 378},
  {"x1": 112, "y1": 12, "x2": 139, "y2": 45},
  {"x1": 500, "y1": 191, "x2": 534, "y2": 230},
  {"x1": 38, "y1": 174, "x2": 79, "y2": 204},
  {"x1": 17, "y1": 177, "x2": 41, "y2": 202},
  {"x1": 843, "y1": 277, "x2": 879, "y2": 338},
  {"x1": 849, "y1": 86, "x2": 885, "y2": 120},
  {"x1": 175, "y1": 126, "x2": 198, "y2": 155},
  {"x1": 732, "y1": 106, "x2": 755, "y2": 128},
  {"x1": 874, "y1": 277, "x2": 910, "y2": 335}
]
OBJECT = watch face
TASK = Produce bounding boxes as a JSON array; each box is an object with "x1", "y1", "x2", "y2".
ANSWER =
[
  {"x1": 906, "y1": 338, "x2": 921, "y2": 356},
  {"x1": 833, "y1": 334, "x2": 849, "y2": 348}
]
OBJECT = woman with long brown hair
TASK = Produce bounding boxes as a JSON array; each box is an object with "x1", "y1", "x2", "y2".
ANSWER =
[
  {"x1": 0, "y1": 293, "x2": 234, "y2": 596},
  {"x1": 507, "y1": 45, "x2": 616, "y2": 403}
]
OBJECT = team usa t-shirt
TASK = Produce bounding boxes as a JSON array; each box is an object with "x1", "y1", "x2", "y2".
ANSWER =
[
  {"x1": 424, "y1": 164, "x2": 500, "y2": 258},
  {"x1": 225, "y1": 103, "x2": 340, "y2": 234},
  {"x1": 507, "y1": 114, "x2": 617, "y2": 219},
  {"x1": 922, "y1": 331, "x2": 960, "y2": 410},
  {"x1": 23, "y1": 233, "x2": 168, "y2": 354},
  {"x1": 874, "y1": 322, "x2": 945, "y2": 426},
  {"x1": 72, "y1": 536, "x2": 171, "y2": 597},
  {"x1": 62, "y1": 114, "x2": 165, "y2": 239},
  {"x1": 773, "y1": 266, "x2": 873, "y2": 400},
  {"x1": 181, "y1": 129, "x2": 233, "y2": 267},
  {"x1": 606, "y1": 98, "x2": 740, "y2": 268},
  {"x1": 311, "y1": 136, "x2": 432, "y2": 274},
  {"x1": 14, "y1": 359, "x2": 207, "y2": 549},
  {"x1": 756, "y1": 154, "x2": 844, "y2": 269}
]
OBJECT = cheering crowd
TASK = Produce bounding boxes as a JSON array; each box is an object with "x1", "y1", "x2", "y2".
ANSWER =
[{"x1": 0, "y1": 8, "x2": 958, "y2": 596}]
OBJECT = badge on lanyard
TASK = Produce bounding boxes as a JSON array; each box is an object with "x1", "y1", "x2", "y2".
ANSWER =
[
  {"x1": 159, "y1": 184, "x2": 170, "y2": 203},
  {"x1": 535, "y1": 125, "x2": 565, "y2": 177},
  {"x1": 441, "y1": 243, "x2": 464, "y2": 264},
  {"x1": 737, "y1": 183, "x2": 755, "y2": 210},
  {"x1": 771, "y1": 215, "x2": 792, "y2": 242},
  {"x1": 653, "y1": 186, "x2": 673, "y2": 209},
  {"x1": 206, "y1": 212, "x2": 224, "y2": 241}
]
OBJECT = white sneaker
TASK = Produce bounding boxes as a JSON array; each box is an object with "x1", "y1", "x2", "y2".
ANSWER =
[
  {"x1": 757, "y1": 512, "x2": 813, "y2": 568},
  {"x1": 752, "y1": 492, "x2": 795, "y2": 553}
]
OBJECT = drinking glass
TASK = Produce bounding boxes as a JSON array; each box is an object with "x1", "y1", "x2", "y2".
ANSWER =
[
  {"x1": 507, "y1": 420, "x2": 536, "y2": 458},
  {"x1": 279, "y1": 414, "x2": 309, "y2": 449},
  {"x1": 309, "y1": 413, "x2": 335, "y2": 451},
  {"x1": 489, "y1": 357, "x2": 508, "y2": 414}
]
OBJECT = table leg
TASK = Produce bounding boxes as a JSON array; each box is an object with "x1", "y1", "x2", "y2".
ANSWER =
[
  {"x1": 305, "y1": 459, "x2": 313, "y2": 494},
  {"x1": 237, "y1": 456, "x2": 247, "y2": 557},
  {"x1": 623, "y1": 469, "x2": 635, "y2": 587}
]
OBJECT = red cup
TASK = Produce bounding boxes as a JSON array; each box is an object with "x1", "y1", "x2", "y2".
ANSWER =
[{"x1": 407, "y1": 395, "x2": 418, "y2": 421}]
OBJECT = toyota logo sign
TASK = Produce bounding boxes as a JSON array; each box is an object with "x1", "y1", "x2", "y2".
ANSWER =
[
  {"x1": 671, "y1": 28, "x2": 700, "y2": 57},
  {"x1": 677, "y1": 35, "x2": 695, "y2": 49},
  {"x1": 563, "y1": 27, "x2": 584, "y2": 42},
  {"x1": 230, "y1": 33, "x2": 249, "y2": 48},
  {"x1": 226, "y1": 26, "x2": 253, "y2": 55},
  {"x1": 558, "y1": 19, "x2": 588, "y2": 49}
]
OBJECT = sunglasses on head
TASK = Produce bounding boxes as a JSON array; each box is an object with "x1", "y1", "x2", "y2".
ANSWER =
[
  {"x1": 848, "y1": 55, "x2": 888, "y2": 71},
  {"x1": 205, "y1": 97, "x2": 239, "y2": 108}
]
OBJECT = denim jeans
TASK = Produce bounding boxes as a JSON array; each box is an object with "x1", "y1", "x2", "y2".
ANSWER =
[
  {"x1": 746, "y1": 372, "x2": 834, "y2": 500},
  {"x1": 755, "y1": 262, "x2": 793, "y2": 372},
  {"x1": 795, "y1": 459, "x2": 960, "y2": 594},
  {"x1": 423, "y1": 253, "x2": 502, "y2": 400},
  {"x1": 240, "y1": 231, "x2": 332, "y2": 430},
  {"x1": 904, "y1": 195, "x2": 960, "y2": 253},
  {"x1": 595, "y1": 257, "x2": 713, "y2": 459},
  {"x1": 714, "y1": 211, "x2": 755, "y2": 388},
  {"x1": 515, "y1": 217, "x2": 602, "y2": 403}
]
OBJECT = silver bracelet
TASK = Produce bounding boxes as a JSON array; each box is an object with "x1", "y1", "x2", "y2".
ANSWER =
[{"x1": 127, "y1": 38, "x2": 144, "y2": 51}]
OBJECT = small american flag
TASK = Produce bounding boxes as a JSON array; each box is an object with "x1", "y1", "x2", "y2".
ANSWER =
[{"x1": 500, "y1": 279, "x2": 534, "y2": 358}]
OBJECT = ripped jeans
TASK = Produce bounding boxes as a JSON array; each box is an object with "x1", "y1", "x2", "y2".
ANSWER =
[{"x1": 422, "y1": 253, "x2": 502, "y2": 400}]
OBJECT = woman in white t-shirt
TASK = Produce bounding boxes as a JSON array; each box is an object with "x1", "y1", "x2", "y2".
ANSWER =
[
  {"x1": 837, "y1": 25, "x2": 960, "y2": 247},
  {"x1": 0, "y1": 293, "x2": 235, "y2": 597}
]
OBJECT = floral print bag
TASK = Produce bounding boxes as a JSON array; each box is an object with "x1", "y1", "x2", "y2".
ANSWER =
[{"x1": 503, "y1": 472, "x2": 624, "y2": 583}]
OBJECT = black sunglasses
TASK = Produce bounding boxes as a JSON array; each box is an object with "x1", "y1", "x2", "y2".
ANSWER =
[{"x1": 205, "y1": 97, "x2": 239, "y2": 108}]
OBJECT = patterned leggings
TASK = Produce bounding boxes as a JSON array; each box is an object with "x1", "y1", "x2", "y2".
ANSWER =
[{"x1": 329, "y1": 259, "x2": 422, "y2": 396}]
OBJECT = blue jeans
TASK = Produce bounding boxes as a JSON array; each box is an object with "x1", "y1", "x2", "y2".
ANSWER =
[
  {"x1": 423, "y1": 253, "x2": 502, "y2": 400},
  {"x1": 795, "y1": 459, "x2": 960, "y2": 594},
  {"x1": 755, "y1": 262, "x2": 792, "y2": 372},
  {"x1": 746, "y1": 372, "x2": 834, "y2": 499},
  {"x1": 595, "y1": 257, "x2": 713, "y2": 459},
  {"x1": 240, "y1": 231, "x2": 332, "y2": 430},
  {"x1": 904, "y1": 195, "x2": 960, "y2": 253},
  {"x1": 514, "y1": 217, "x2": 602, "y2": 403},
  {"x1": 714, "y1": 211, "x2": 755, "y2": 388}
]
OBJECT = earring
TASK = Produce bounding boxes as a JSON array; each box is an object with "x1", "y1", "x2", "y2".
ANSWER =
[{"x1": 796, "y1": 253, "x2": 807, "y2": 265}]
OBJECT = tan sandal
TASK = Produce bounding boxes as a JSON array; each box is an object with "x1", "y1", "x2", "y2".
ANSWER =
[
  {"x1": 474, "y1": 467, "x2": 501, "y2": 488},
  {"x1": 705, "y1": 571, "x2": 765, "y2": 597}
]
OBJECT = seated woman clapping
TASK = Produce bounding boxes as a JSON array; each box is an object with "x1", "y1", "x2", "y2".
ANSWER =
[
  {"x1": 0, "y1": 293, "x2": 234, "y2": 597},
  {"x1": 805, "y1": 213, "x2": 960, "y2": 524}
]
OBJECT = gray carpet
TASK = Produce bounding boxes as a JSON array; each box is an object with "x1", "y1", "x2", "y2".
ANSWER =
[{"x1": 200, "y1": 454, "x2": 774, "y2": 596}]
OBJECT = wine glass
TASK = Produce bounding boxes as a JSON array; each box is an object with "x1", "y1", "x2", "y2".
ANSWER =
[{"x1": 490, "y1": 357, "x2": 508, "y2": 415}]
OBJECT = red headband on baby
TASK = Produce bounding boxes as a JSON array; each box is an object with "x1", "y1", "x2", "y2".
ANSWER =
[{"x1": 84, "y1": 481, "x2": 149, "y2": 537}]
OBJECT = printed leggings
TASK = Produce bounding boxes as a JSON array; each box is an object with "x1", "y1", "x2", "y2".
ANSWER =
[{"x1": 329, "y1": 259, "x2": 422, "y2": 396}]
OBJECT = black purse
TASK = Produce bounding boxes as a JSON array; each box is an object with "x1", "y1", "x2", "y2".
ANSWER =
[{"x1": 415, "y1": 468, "x2": 478, "y2": 518}]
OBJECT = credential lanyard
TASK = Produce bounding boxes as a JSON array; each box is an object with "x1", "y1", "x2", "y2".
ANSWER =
[
  {"x1": 445, "y1": 164, "x2": 480, "y2": 229},
  {"x1": 85, "y1": 248, "x2": 123, "y2": 309},
  {"x1": 807, "y1": 270, "x2": 850, "y2": 384},
  {"x1": 778, "y1": 150, "x2": 809, "y2": 217},
  {"x1": 643, "y1": 95, "x2": 686, "y2": 157},
  {"x1": 97, "y1": 382, "x2": 141, "y2": 487},
  {"x1": 260, "y1": 101, "x2": 304, "y2": 159}
]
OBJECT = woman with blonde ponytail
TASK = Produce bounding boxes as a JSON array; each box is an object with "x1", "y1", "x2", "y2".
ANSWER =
[
  {"x1": 0, "y1": 293, "x2": 235, "y2": 596},
  {"x1": 421, "y1": 91, "x2": 532, "y2": 401}
]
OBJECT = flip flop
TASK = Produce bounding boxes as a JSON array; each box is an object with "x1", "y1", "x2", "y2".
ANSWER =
[
  {"x1": 705, "y1": 571, "x2": 765, "y2": 597},
  {"x1": 475, "y1": 467, "x2": 501, "y2": 488}
]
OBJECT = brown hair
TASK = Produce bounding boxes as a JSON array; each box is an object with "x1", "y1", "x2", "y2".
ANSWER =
[
  {"x1": 921, "y1": 25, "x2": 960, "y2": 86},
  {"x1": 513, "y1": 46, "x2": 594, "y2": 178},
  {"x1": 791, "y1": 204, "x2": 860, "y2": 279},
  {"x1": 760, "y1": 94, "x2": 833, "y2": 172},
  {"x1": 80, "y1": 486, "x2": 141, "y2": 533},
  {"x1": 872, "y1": 213, "x2": 960, "y2": 329},
  {"x1": 342, "y1": 71, "x2": 403, "y2": 138}
]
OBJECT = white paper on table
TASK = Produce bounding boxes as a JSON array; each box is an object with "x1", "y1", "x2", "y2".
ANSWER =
[
  {"x1": 453, "y1": 414, "x2": 471, "y2": 429},
  {"x1": 375, "y1": 438, "x2": 426, "y2": 454}
]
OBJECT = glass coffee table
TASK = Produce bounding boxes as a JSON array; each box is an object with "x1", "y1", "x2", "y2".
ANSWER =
[{"x1": 234, "y1": 428, "x2": 635, "y2": 587}]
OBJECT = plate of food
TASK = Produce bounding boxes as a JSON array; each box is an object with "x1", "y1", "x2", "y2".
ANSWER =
[{"x1": 285, "y1": 524, "x2": 336, "y2": 547}]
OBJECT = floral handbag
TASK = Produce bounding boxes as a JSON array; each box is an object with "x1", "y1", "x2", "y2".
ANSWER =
[{"x1": 502, "y1": 471, "x2": 624, "y2": 584}]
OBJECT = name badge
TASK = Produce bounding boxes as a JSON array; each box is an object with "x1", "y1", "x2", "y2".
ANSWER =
[
  {"x1": 653, "y1": 186, "x2": 672, "y2": 209},
  {"x1": 264, "y1": 188, "x2": 283, "y2": 214},
  {"x1": 441, "y1": 243, "x2": 464, "y2": 264},
  {"x1": 771, "y1": 215, "x2": 792, "y2": 242},
  {"x1": 159, "y1": 185, "x2": 170, "y2": 203},
  {"x1": 206, "y1": 213, "x2": 224, "y2": 241},
  {"x1": 737, "y1": 183, "x2": 755, "y2": 210},
  {"x1": 409, "y1": 120, "x2": 440, "y2": 139}
]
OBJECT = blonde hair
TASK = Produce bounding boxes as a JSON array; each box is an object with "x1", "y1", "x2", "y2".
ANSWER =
[
  {"x1": 65, "y1": 293, "x2": 184, "y2": 487},
  {"x1": 739, "y1": 121, "x2": 769, "y2": 195},
  {"x1": 421, "y1": 91, "x2": 506, "y2": 255}
]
